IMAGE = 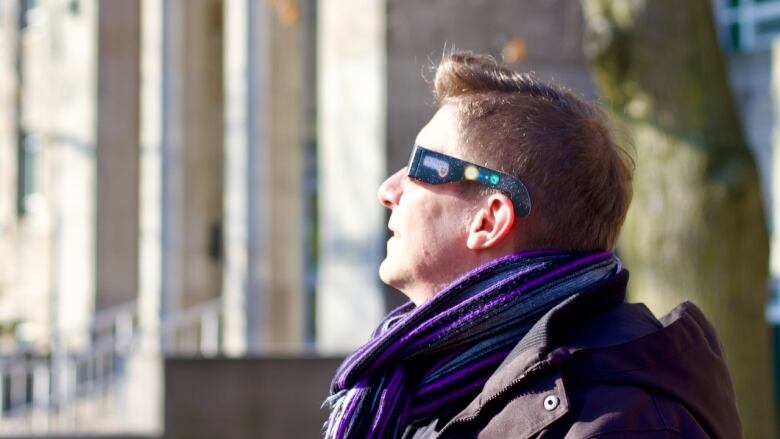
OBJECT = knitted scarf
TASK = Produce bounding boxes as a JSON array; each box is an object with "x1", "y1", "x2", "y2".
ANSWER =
[{"x1": 324, "y1": 250, "x2": 622, "y2": 439}]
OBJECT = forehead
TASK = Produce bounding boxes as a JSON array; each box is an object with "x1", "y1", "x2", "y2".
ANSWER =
[{"x1": 414, "y1": 104, "x2": 461, "y2": 157}]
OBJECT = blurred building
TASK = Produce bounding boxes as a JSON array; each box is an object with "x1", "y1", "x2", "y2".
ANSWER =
[
  {"x1": 0, "y1": 0, "x2": 386, "y2": 434},
  {"x1": 0, "y1": 0, "x2": 778, "y2": 437}
]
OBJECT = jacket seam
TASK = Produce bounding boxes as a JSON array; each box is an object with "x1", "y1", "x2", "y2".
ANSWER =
[{"x1": 650, "y1": 393, "x2": 675, "y2": 431}]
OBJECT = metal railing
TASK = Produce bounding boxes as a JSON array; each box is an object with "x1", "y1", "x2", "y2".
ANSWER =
[
  {"x1": 160, "y1": 298, "x2": 222, "y2": 357},
  {"x1": 0, "y1": 297, "x2": 224, "y2": 434}
]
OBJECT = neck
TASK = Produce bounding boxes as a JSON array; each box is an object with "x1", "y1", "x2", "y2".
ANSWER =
[
  {"x1": 404, "y1": 281, "x2": 451, "y2": 306},
  {"x1": 401, "y1": 248, "x2": 525, "y2": 305}
]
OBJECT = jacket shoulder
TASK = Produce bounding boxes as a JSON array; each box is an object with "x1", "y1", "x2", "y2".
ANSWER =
[
  {"x1": 545, "y1": 383, "x2": 709, "y2": 438},
  {"x1": 471, "y1": 372, "x2": 707, "y2": 439},
  {"x1": 436, "y1": 298, "x2": 741, "y2": 439}
]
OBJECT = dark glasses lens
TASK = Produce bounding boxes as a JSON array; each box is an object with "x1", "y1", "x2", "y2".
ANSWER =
[{"x1": 406, "y1": 146, "x2": 531, "y2": 217}]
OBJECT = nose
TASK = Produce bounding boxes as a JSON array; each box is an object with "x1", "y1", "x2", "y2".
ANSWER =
[{"x1": 378, "y1": 167, "x2": 406, "y2": 208}]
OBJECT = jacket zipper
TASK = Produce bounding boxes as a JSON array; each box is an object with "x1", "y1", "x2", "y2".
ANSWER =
[{"x1": 435, "y1": 359, "x2": 551, "y2": 437}]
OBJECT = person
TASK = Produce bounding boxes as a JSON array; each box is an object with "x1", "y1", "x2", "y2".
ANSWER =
[{"x1": 324, "y1": 51, "x2": 741, "y2": 438}]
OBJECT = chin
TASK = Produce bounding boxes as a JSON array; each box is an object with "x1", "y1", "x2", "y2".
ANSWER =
[
  {"x1": 378, "y1": 260, "x2": 394, "y2": 285},
  {"x1": 378, "y1": 260, "x2": 405, "y2": 290}
]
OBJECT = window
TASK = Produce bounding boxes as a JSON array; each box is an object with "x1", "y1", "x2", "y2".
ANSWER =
[{"x1": 715, "y1": 0, "x2": 780, "y2": 51}]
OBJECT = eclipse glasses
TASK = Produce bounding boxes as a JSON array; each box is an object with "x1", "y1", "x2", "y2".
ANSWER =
[{"x1": 407, "y1": 145, "x2": 532, "y2": 217}]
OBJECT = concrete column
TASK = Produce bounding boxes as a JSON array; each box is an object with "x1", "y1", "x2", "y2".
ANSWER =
[
  {"x1": 95, "y1": 0, "x2": 141, "y2": 311},
  {"x1": 161, "y1": 0, "x2": 224, "y2": 339},
  {"x1": 125, "y1": 0, "x2": 165, "y2": 433},
  {"x1": 317, "y1": 0, "x2": 386, "y2": 352},
  {"x1": 300, "y1": 0, "x2": 318, "y2": 347},
  {"x1": 224, "y1": 0, "x2": 305, "y2": 354},
  {"x1": 261, "y1": 0, "x2": 304, "y2": 349},
  {"x1": 42, "y1": 0, "x2": 97, "y2": 350},
  {"x1": 0, "y1": 0, "x2": 18, "y2": 319},
  {"x1": 222, "y1": 0, "x2": 250, "y2": 355},
  {"x1": 15, "y1": 0, "x2": 57, "y2": 351},
  {"x1": 139, "y1": 0, "x2": 164, "y2": 355},
  {"x1": 244, "y1": 0, "x2": 270, "y2": 355}
]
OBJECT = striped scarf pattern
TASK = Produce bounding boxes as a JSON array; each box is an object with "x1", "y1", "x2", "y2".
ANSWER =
[{"x1": 324, "y1": 250, "x2": 621, "y2": 439}]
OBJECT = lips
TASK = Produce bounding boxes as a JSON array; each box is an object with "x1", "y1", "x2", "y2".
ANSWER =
[{"x1": 388, "y1": 221, "x2": 399, "y2": 237}]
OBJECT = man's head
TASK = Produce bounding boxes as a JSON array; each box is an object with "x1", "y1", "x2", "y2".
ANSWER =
[{"x1": 379, "y1": 51, "x2": 634, "y2": 304}]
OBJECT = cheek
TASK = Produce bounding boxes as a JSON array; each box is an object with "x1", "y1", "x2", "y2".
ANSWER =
[
  {"x1": 425, "y1": 216, "x2": 469, "y2": 254},
  {"x1": 402, "y1": 192, "x2": 470, "y2": 247}
]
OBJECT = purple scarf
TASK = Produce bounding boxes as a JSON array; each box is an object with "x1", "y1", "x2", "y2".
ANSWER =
[{"x1": 324, "y1": 250, "x2": 620, "y2": 438}]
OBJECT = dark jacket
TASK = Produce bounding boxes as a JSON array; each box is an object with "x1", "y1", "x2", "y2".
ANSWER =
[{"x1": 406, "y1": 271, "x2": 742, "y2": 438}]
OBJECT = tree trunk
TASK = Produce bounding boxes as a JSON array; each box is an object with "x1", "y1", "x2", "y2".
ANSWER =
[{"x1": 581, "y1": 1, "x2": 777, "y2": 437}]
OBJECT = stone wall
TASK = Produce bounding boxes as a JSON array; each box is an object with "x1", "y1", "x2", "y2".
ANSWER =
[{"x1": 163, "y1": 356, "x2": 342, "y2": 439}]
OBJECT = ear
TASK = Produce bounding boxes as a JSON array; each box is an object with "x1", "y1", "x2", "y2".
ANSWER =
[{"x1": 466, "y1": 193, "x2": 516, "y2": 250}]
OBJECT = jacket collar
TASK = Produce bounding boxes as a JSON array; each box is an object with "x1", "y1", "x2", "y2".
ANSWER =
[
  {"x1": 436, "y1": 270, "x2": 629, "y2": 437},
  {"x1": 482, "y1": 269, "x2": 629, "y2": 394}
]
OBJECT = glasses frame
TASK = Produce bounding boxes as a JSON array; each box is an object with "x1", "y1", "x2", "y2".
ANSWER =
[{"x1": 406, "y1": 145, "x2": 531, "y2": 217}]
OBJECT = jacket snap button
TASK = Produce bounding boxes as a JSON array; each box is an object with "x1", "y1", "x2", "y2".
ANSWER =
[{"x1": 543, "y1": 395, "x2": 560, "y2": 411}]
